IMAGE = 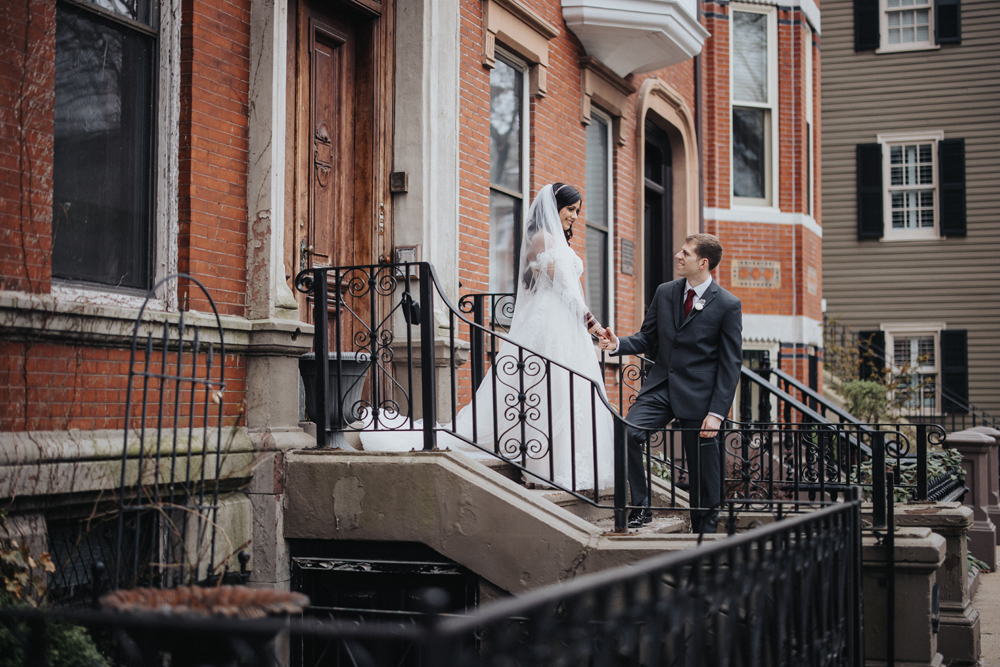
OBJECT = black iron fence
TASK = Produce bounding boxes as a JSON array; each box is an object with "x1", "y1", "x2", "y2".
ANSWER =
[
  {"x1": 45, "y1": 274, "x2": 248, "y2": 608},
  {"x1": 1, "y1": 494, "x2": 863, "y2": 667},
  {"x1": 293, "y1": 262, "x2": 948, "y2": 532}
]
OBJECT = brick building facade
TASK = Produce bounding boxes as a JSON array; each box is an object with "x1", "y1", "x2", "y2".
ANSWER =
[{"x1": 1, "y1": 0, "x2": 821, "y2": 595}]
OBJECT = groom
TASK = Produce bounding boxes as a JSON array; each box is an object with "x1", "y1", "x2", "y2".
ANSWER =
[{"x1": 599, "y1": 234, "x2": 742, "y2": 532}]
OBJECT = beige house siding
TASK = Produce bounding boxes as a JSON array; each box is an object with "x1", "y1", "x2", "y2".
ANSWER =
[{"x1": 822, "y1": 0, "x2": 1000, "y2": 416}]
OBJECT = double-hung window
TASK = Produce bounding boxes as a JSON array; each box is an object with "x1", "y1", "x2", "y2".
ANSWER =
[
  {"x1": 731, "y1": 6, "x2": 776, "y2": 205},
  {"x1": 53, "y1": 0, "x2": 158, "y2": 291},
  {"x1": 854, "y1": 0, "x2": 961, "y2": 52},
  {"x1": 880, "y1": 0, "x2": 934, "y2": 51},
  {"x1": 856, "y1": 131, "x2": 966, "y2": 241},
  {"x1": 584, "y1": 110, "x2": 612, "y2": 328},
  {"x1": 488, "y1": 51, "x2": 529, "y2": 294},
  {"x1": 886, "y1": 140, "x2": 937, "y2": 237},
  {"x1": 892, "y1": 333, "x2": 938, "y2": 409}
]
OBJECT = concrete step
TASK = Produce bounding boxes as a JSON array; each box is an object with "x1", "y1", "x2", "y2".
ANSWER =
[{"x1": 284, "y1": 448, "x2": 720, "y2": 595}]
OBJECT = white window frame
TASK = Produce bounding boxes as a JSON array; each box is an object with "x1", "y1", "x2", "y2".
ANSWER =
[
  {"x1": 877, "y1": 130, "x2": 943, "y2": 242},
  {"x1": 877, "y1": 0, "x2": 938, "y2": 54},
  {"x1": 488, "y1": 47, "x2": 530, "y2": 295},
  {"x1": 50, "y1": 0, "x2": 180, "y2": 311},
  {"x1": 880, "y1": 322, "x2": 945, "y2": 413},
  {"x1": 730, "y1": 3, "x2": 778, "y2": 209},
  {"x1": 585, "y1": 107, "x2": 615, "y2": 331}
]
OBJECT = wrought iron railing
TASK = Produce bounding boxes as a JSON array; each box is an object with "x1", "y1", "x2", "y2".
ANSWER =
[
  {"x1": 824, "y1": 316, "x2": 999, "y2": 432},
  {"x1": 294, "y1": 262, "x2": 945, "y2": 532},
  {"x1": 46, "y1": 274, "x2": 249, "y2": 608},
  {"x1": 1, "y1": 494, "x2": 863, "y2": 667}
]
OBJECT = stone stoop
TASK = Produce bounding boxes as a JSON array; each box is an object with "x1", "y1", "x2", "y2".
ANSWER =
[{"x1": 283, "y1": 448, "x2": 717, "y2": 595}]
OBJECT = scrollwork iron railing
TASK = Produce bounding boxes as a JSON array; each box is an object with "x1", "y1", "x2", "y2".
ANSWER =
[
  {"x1": 295, "y1": 262, "x2": 944, "y2": 531},
  {"x1": 1, "y1": 494, "x2": 863, "y2": 667}
]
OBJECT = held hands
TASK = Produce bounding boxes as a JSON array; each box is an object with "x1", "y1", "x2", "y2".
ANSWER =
[{"x1": 597, "y1": 327, "x2": 618, "y2": 351}]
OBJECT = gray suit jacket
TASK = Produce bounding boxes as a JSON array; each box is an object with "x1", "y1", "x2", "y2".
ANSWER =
[{"x1": 614, "y1": 278, "x2": 742, "y2": 420}]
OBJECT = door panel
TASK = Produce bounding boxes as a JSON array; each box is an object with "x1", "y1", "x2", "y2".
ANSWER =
[{"x1": 309, "y1": 19, "x2": 354, "y2": 270}]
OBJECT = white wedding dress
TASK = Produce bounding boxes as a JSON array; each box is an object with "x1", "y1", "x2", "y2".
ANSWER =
[{"x1": 362, "y1": 185, "x2": 615, "y2": 493}]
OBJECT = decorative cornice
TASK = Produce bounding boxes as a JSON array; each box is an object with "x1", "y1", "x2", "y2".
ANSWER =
[
  {"x1": 579, "y1": 56, "x2": 636, "y2": 144},
  {"x1": 493, "y1": 0, "x2": 560, "y2": 40},
  {"x1": 483, "y1": 0, "x2": 560, "y2": 96},
  {"x1": 579, "y1": 56, "x2": 636, "y2": 97},
  {"x1": 0, "y1": 291, "x2": 313, "y2": 354}
]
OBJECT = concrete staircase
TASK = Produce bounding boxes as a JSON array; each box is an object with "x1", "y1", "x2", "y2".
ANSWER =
[{"x1": 283, "y1": 446, "x2": 705, "y2": 595}]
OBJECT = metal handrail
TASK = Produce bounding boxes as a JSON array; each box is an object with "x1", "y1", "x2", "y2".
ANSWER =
[
  {"x1": 769, "y1": 365, "x2": 868, "y2": 427},
  {"x1": 295, "y1": 263, "x2": 941, "y2": 531}
]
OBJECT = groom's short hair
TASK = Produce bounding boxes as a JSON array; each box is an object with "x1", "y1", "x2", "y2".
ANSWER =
[{"x1": 686, "y1": 234, "x2": 723, "y2": 271}]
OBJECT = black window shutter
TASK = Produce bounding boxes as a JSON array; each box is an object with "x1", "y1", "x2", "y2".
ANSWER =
[
  {"x1": 855, "y1": 0, "x2": 880, "y2": 51},
  {"x1": 939, "y1": 138, "x2": 966, "y2": 237},
  {"x1": 935, "y1": 0, "x2": 961, "y2": 44},
  {"x1": 857, "y1": 144, "x2": 883, "y2": 240},
  {"x1": 858, "y1": 331, "x2": 885, "y2": 381},
  {"x1": 939, "y1": 329, "x2": 968, "y2": 413}
]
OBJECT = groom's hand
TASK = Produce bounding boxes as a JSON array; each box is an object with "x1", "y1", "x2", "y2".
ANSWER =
[
  {"x1": 700, "y1": 414, "x2": 722, "y2": 438},
  {"x1": 598, "y1": 327, "x2": 618, "y2": 351}
]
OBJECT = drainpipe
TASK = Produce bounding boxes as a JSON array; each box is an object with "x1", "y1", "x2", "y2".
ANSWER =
[{"x1": 695, "y1": 1, "x2": 704, "y2": 233}]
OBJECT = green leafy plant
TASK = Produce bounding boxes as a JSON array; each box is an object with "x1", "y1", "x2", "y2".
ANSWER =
[
  {"x1": 857, "y1": 447, "x2": 964, "y2": 503},
  {"x1": 0, "y1": 512, "x2": 108, "y2": 667},
  {"x1": 824, "y1": 321, "x2": 935, "y2": 423},
  {"x1": 841, "y1": 380, "x2": 889, "y2": 424}
]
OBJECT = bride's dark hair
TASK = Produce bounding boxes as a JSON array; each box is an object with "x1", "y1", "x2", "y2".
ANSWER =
[
  {"x1": 552, "y1": 182, "x2": 582, "y2": 242},
  {"x1": 521, "y1": 183, "x2": 582, "y2": 290}
]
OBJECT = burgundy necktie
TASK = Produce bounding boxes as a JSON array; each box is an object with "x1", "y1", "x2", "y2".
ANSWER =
[{"x1": 684, "y1": 288, "x2": 696, "y2": 318}]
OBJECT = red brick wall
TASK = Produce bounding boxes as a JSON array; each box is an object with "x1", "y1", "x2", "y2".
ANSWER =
[
  {"x1": 179, "y1": 0, "x2": 251, "y2": 316},
  {"x1": 0, "y1": 341, "x2": 246, "y2": 432},
  {"x1": 0, "y1": 0, "x2": 54, "y2": 294},
  {"x1": 0, "y1": 0, "x2": 253, "y2": 433},
  {"x1": 699, "y1": 5, "x2": 823, "y2": 388}
]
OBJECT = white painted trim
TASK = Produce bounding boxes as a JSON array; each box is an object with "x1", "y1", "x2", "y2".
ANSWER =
[
  {"x1": 876, "y1": 130, "x2": 945, "y2": 144},
  {"x1": 880, "y1": 322, "x2": 945, "y2": 383},
  {"x1": 742, "y1": 314, "x2": 824, "y2": 347},
  {"x1": 876, "y1": 0, "x2": 936, "y2": 54},
  {"x1": 703, "y1": 207, "x2": 823, "y2": 238},
  {"x1": 877, "y1": 131, "x2": 943, "y2": 242},
  {"x1": 589, "y1": 107, "x2": 615, "y2": 331},
  {"x1": 54, "y1": 0, "x2": 180, "y2": 307},
  {"x1": 732, "y1": 0, "x2": 821, "y2": 34},
  {"x1": 730, "y1": 3, "x2": 778, "y2": 207},
  {"x1": 156, "y1": 0, "x2": 181, "y2": 309}
]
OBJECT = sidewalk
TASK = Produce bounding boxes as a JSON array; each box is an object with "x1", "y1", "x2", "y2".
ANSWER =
[{"x1": 979, "y1": 548, "x2": 1000, "y2": 666}]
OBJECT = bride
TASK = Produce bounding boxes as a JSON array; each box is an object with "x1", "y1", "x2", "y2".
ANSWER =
[{"x1": 363, "y1": 183, "x2": 615, "y2": 493}]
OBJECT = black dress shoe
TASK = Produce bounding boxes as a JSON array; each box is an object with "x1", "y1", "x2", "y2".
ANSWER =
[{"x1": 627, "y1": 508, "x2": 653, "y2": 528}]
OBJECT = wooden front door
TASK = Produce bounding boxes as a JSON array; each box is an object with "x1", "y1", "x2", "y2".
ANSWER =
[{"x1": 288, "y1": 0, "x2": 394, "y2": 322}]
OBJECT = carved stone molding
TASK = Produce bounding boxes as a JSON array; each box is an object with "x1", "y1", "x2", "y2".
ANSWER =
[
  {"x1": 482, "y1": 0, "x2": 560, "y2": 97},
  {"x1": 579, "y1": 56, "x2": 636, "y2": 145}
]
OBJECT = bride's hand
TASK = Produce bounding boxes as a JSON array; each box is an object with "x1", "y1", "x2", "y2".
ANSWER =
[{"x1": 598, "y1": 327, "x2": 618, "y2": 351}]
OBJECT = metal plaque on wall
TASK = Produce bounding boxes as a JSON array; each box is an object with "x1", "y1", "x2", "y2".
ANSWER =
[{"x1": 620, "y1": 239, "x2": 634, "y2": 276}]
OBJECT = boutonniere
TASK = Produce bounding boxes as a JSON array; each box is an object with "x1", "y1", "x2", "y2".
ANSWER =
[{"x1": 694, "y1": 299, "x2": 706, "y2": 311}]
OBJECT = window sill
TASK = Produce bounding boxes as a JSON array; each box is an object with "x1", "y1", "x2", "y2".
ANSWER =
[
  {"x1": 876, "y1": 43, "x2": 941, "y2": 55},
  {"x1": 880, "y1": 230, "x2": 940, "y2": 242},
  {"x1": 731, "y1": 201, "x2": 777, "y2": 212}
]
